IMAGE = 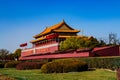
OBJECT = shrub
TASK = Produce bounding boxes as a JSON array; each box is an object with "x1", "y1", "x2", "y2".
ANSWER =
[
  {"x1": 16, "y1": 62, "x2": 45, "y2": 70},
  {"x1": 41, "y1": 59, "x2": 88, "y2": 73},
  {"x1": 4, "y1": 61, "x2": 21, "y2": 68},
  {"x1": 0, "y1": 62, "x2": 5, "y2": 68},
  {"x1": 75, "y1": 57, "x2": 120, "y2": 70}
]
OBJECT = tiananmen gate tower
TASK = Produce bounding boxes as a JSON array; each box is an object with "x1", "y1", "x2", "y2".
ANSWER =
[{"x1": 19, "y1": 20, "x2": 120, "y2": 60}]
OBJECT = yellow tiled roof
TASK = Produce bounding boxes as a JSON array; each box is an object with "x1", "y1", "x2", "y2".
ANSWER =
[
  {"x1": 53, "y1": 30, "x2": 80, "y2": 33},
  {"x1": 30, "y1": 36, "x2": 46, "y2": 43},
  {"x1": 33, "y1": 20, "x2": 80, "y2": 38},
  {"x1": 58, "y1": 35, "x2": 82, "y2": 38},
  {"x1": 34, "y1": 21, "x2": 65, "y2": 38},
  {"x1": 30, "y1": 35, "x2": 93, "y2": 43},
  {"x1": 31, "y1": 35, "x2": 83, "y2": 43}
]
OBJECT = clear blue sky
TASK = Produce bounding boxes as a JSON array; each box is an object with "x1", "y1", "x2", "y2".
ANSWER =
[{"x1": 0, "y1": 0, "x2": 120, "y2": 52}]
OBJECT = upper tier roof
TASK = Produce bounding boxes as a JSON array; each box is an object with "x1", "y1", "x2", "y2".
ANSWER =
[{"x1": 33, "y1": 20, "x2": 80, "y2": 38}]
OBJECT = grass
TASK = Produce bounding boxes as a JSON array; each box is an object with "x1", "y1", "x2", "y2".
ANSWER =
[{"x1": 0, "y1": 68, "x2": 116, "y2": 80}]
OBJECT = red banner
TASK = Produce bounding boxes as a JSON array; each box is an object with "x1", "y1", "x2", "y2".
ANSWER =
[
  {"x1": 46, "y1": 33, "x2": 59, "y2": 39},
  {"x1": 20, "y1": 43, "x2": 27, "y2": 47}
]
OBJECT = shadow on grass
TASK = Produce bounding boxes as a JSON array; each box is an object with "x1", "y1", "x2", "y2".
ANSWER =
[{"x1": 88, "y1": 68, "x2": 96, "y2": 71}]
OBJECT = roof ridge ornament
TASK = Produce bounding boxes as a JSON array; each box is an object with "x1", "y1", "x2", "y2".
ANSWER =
[
  {"x1": 46, "y1": 26, "x2": 48, "y2": 29},
  {"x1": 62, "y1": 19, "x2": 65, "y2": 22}
]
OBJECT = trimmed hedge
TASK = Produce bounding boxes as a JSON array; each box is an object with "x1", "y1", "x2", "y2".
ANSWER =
[
  {"x1": 82, "y1": 57, "x2": 120, "y2": 70},
  {"x1": 41, "y1": 59, "x2": 88, "y2": 73},
  {"x1": 4, "y1": 61, "x2": 21, "y2": 68},
  {"x1": 16, "y1": 62, "x2": 45, "y2": 70},
  {"x1": 68, "y1": 57, "x2": 120, "y2": 70}
]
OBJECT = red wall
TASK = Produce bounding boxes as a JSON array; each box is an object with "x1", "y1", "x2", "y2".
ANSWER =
[
  {"x1": 20, "y1": 46, "x2": 120, "y2": 60},
  {"x1": 36, "y1": 46, "x2": 58, "y2": 54},
  {"x1": 21, "y1": 43, "x2": 59, "y2": 57},
  {"x1": 21, "y1": 50, "x2": 33, "y2": 57},
  {"x1": 19, "y1": 51, "x2": 89, "y2": 60},
  {"x1": 90, "y1": 46, "x2": 119, "y2": 57},
  {"x1": 35, "y1": 41, "x2": 57, "y2": 47}
]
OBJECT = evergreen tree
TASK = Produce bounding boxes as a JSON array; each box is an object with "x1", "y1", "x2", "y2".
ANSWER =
[
  {"x1": 13, "y1": 49, "x2": 21, "y2": 60},
  {"x1": 60, "y1": 36, "x2": 100, "y2": 51}
]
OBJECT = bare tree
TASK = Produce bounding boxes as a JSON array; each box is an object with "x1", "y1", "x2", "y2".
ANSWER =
[
  {"x1": 98, "y1": 37, "x2": 108, "y2": 46},
  {"x1": 108, "y1": 33, "x2": 120, "y2": 45}
]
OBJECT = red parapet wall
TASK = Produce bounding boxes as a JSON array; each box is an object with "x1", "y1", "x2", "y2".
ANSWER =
[
  {"x1": 19, "y1": 46, "x2": 120, "y2": 60},
  {"x1": 21, "y1": 49, "x2": 33, "y2": 57},
  {"x1": 35, "y1": 46, "x2": 58, "y2": 54},
  {"x1": 21, "y1": 43, "x2": 59, "y2": 57},
  {"x1": 19, "y1": 52, "x2": 89, "y2": 60},
  {"x1": 90, "y1": 46, "x2": 120, "y2": 57}
]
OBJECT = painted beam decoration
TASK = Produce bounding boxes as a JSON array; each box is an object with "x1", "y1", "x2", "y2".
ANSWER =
[
  {"x1": 20, "y1": 43, "x2": 27, "y2": 47},
  {"x1": 46, "y1": 33, "x2": 59, "y2": 39}
]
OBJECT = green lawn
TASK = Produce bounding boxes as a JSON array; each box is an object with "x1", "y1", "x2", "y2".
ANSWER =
[{"x1": 0, "y1": 68, "x2": 116, "y2": 80}]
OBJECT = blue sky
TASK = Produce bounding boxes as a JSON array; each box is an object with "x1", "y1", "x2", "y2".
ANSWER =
[{"x1": 0, "y1": 0, "x2": 120, "y2": 52}]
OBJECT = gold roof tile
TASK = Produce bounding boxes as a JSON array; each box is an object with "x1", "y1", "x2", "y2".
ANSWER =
[
  {"x1": 30, "y1": 36, "x2": 46, "y2": 43},
  {"x1": 34, "y1": 21, "x2": 65, "y2": 38},
  {"x1": 53, "y1": 30, "x2": 80, "y2": 33},
  {"x1": 33, "y1": 20, "x2": 80, "y2": 38},
  {"x1": 58, "y1": 35, "x2": 82, "y2": 38},
  {"x1": 30, "y1": 35, "x2": 82, "y2": 43}
]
